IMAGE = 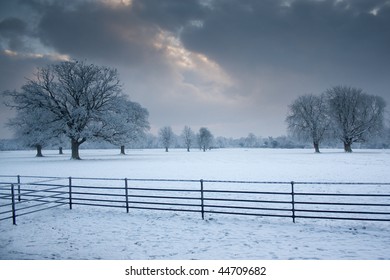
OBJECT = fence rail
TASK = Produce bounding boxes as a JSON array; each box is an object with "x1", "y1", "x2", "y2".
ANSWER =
[{"x1": 1, "y1": 175, "x2": 390, "y2": 225}]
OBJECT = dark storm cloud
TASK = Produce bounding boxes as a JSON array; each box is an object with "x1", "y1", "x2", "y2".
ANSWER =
[
  {"x1": 6, "y1": 0, "x2": 390, "y2": 86},
  {"x1": 35, "y1": 1, "x2": 154, "y2": 65},
  {"x1": 0, "y1": 17, "x2": 27, "y2": 36},
  {"x1": 179, "y1": 0, "x2": 390, "y2": 80},
  {"x1": 23, "y1": 0, "x2": 202, "y2": 66},
  {"x1": 132, "y1": 0, "x2": 205, "y2": 31},
  {"x1": 0, "y1": 17, "x2": 28, "y2": 51}
]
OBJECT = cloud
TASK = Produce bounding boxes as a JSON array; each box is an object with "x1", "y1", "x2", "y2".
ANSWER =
[
  {"x1": 177, "y1": 0, "x2": 390, "y2": 121},
  {"x1": 0, "y1": 0, "x2": 389, "y2": 139},
  {"x1": 0, "y1": 17, "x2": 29, "y2": 52},
  {"x1": 153, "y1": 29, "x2": 234, "y2": 102},
  {"x1": 180, "y1": 0, "x2": 390, "y2": 76}
]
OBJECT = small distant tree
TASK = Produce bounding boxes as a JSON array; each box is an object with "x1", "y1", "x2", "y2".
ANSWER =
[
  {"x1": 198, "y1": 127, "x2": 213, "y2": 152},
  {"x1": 268, "y1": 137, "x2": 278, "y2": 148},
  {"x1": 215, "y1": 136, "x2": 228, "y2": 148},
  {"x1": 97, "y1": 97, "x2": 150, "y2": 154},
  {"x1": 53, "y1": 134, "x2": 68, "y2": 155},
  {"x1": 245, "y1": 133, "x2": 258, "y2": 148},
  {"x1": 326, "y1": 86, "x2": 386, "y2": 152},
  {"x1": 182, "y1": 126, "x2": 195, "y2": 152},
  {"x1": 7, "y1": 107, "x2": 61, "y2": 157},
  {"x1": 159, "y1": 126, "x2": 174, "y2": 152},
  {"x1": 286, "y1": 94, "x2": 330, "y2": 153},
  {"x1": 386, "y1": 122, "x2": 390, "y2": 148}
]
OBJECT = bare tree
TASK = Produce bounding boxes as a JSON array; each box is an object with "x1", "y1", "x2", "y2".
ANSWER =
[
  {"x1": 245, "y1": 133, "x2": 258, "y2": 148},
  {"x1": 159, "y1": 126, "x2": 174, "y2": 152},
  {"x1": 198, "y1": 127, "x2": 213, "y2": 152},
  {"x1": 326, "y1": 86, "x2": 386, "y2": 152},
  {"x1": 286, "y1": 94, "x2": 330, "y2": 153},
  {"x1": 4, "y1": 60, "x2": 130, "y2": 159},
  {"x1": 97, "y1": 98, "x2": 150, "y2": 155},
  {"x1": 182, "y1": 126, "x2": 195, "y2": 152},
  {"x1": 7, "y1": 107, "x2": 61, "y2": 157}
]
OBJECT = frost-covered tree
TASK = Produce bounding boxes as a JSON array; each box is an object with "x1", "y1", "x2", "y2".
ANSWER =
[
  {"x1": 215, "y1": 136, "x2": 228, "y2": 148},
  {"x1": 286, "y1": 94, "x2": 330, "y2": 153},
  {"x1": 159, "y1": 126, "x2": 174, "y2": 152},
  {"x1": 96, "y1": 97, "x2": 150, "y2": 154},
  {"x1": 245, "y1": 133, "x2": 258, "y2": 148},
  {"x1": 198, "y1": 127, "x2": 213, "y2": 152},
  {"x1": 3, "y1": 60, "x2": 134, "y2": 159},
  {"x1": 7, "y1": 107, "x2": 61, "y2": 157},
  {"x1": 385, "y1": 122, "x2": 390, "y2": 148},
  {"x1": 326, "y1": 86, "x2": 386, "y2": 152},
  {"x1": 182, "y1": 126, "x2": 195, "y2": 152}
]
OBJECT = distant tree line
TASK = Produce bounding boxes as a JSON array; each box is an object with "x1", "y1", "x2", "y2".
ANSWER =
[
  {"x1": 1, "y1": 124, "x2": 389, "y2": 153},
  {"x1": 286, "y1": 86, "x2": 387, "y2": 153},
  {"x1": 158, "y1": 126, "x2": 214, "y2": 152},
  {"x1": 2, "y1": 60, "x2": 389, "y2": 156}
]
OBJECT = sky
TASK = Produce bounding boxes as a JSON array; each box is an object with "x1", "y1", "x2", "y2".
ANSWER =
[{"x1": 0, "y1": 0, "x2": 389, "y2": 139}]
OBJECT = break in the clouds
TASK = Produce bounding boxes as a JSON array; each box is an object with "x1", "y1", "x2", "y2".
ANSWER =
[{"x1": 1, "y1": 0, "x2": 390, "y2": 138}]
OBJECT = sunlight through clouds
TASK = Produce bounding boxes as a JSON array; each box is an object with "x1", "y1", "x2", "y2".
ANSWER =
[
  {"x1": 3, "y1": 49, "x2": 17, "y2": 56},
  {"x1": 102, "y1": 0, "x2": 132, "y2": 8},
  {"x1": 368, "y1": 1, "x2": 390, "y2": 16},
  {"x1": 3, "y1": 49, "x2": 70, "y2": 61},
  {"x1": 153, "y1": 29, "x2": 236, "y2": 105}
]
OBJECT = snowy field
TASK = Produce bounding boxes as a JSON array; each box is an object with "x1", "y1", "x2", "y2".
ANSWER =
[{"x1": 0, "y1": 148, "x2": 390, "y2": 260}]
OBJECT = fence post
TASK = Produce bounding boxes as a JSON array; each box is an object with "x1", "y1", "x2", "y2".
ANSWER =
[
  {"x1": 124, "y1": 178, "x2": 129, "y2": 213},
  {"x1": 68, "y1": 177, "x2": 72, "y2": 210},
  {"x1": 17, "y1": 175, "x2": 21, "y2": 202},
  {"x1": 291, "y1": 181, "x2": 296, "y2": 223},
  {"x1": 200, "y1": 179, "x2": 205, "y2": 220},
  {"x1": 11, "y1": 184, "x2": 16, "y2": 225}
]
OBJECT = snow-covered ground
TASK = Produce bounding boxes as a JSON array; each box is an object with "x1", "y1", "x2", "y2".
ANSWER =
[
  {"x1": 1, "y1": 148, "x2": 390, "y2": 182},
  {"x1": 0, "y1": 148, "x2": 390, "y2": 260}
]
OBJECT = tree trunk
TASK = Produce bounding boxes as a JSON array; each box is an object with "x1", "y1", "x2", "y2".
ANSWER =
[
  {"x1": 187, "y1": 146, "x2": 190, "y2": 152},
  {"x1": 313, "y1": 142, "x2": 320, "y2": 153},
  {"x1": 120, "y1": 145, "x2": 126, "y2": 155},
  {"x1": 165, "y1": 147, "x2": 168, "y2": 152},
  {"x1": 36, "y1": 144, "x2": 43, "y2": 157},
  {"x1": 344, "y1": 141, "x2": 353, "y2": 153},
  {"x1": 59, "y1": 147, "x2": 63, "y2": 155},
  {"x1": 71, "y1": 139, "x2": 81, "y2": 160}
]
